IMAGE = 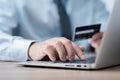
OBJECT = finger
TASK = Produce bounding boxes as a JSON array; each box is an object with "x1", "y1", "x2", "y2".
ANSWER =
[
  {"x1": 45, "y1": 45, "x2": 57, "y2": 62},
  {"x1": 92, "y1": 32, "x2": 103, "y2": 41},
  {"x1": 79, "y1": 46, "x2": 85, "y2": 51},
  {"x1": 59, "y1": 38, "x2": 75, "y2": 61},
  {"x1": 37, "y1": 51, "x2": 47, "y2": 61},
  {"x1": 88, "y1": 38, "x2": 101, "y2": 49},
  {"x1": 54, "y1": 41, "x2": 67, "y2": 61},
  {"x1": 88, "y1": 38, "x2": 92, "y2": 44},
  {"x1": 72, "y1": 42, "x2": 86, "y2": 60}
]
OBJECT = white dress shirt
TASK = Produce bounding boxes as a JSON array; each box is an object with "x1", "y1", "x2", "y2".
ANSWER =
[{"x1": 0, "y1": 0, "x2": 113, "y2": 61}]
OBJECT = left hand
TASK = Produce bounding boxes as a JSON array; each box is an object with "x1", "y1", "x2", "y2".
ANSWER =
[{"x1": 88, "y1": 32, "x2": 104, "y2": 52}]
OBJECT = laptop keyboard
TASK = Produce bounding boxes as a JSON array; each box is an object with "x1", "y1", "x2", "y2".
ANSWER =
[{"x1": 54, "y1": 56, "x2": 96, "y2": 64}]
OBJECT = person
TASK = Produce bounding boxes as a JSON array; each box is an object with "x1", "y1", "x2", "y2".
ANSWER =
[{"x1": 0, "y1": 0, "x2": 114, "y2": 62}]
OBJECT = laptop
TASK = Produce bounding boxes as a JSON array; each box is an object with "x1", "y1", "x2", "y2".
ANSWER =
[{"x1": 18, "y1": 0, "x2": 120, "y2": 69}]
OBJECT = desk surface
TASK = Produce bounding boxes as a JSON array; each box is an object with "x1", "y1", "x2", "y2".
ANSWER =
[{"x1": 0, "y1": 62, "x2": 120, "y2": 80}]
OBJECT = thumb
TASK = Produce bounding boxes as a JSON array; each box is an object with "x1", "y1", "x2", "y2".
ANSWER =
[{"x1": 88, "y1": 38, "x2": 101, "y2": 50}]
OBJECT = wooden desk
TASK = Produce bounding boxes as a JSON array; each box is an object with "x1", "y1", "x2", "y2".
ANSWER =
[{"x1": 0, "y1": 62, "x2": 120, "y2": 80}]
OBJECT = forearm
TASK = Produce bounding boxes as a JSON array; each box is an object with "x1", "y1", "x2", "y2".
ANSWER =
[{"x1": 0, "y1": 31, "x2": 34, "y2": 61}]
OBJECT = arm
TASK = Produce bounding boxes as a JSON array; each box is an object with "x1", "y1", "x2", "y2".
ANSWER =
[
  {"x1": 0, "y1": 0, "x2": 86, "y2": 62},
  {"x1": 0, "y1": 0, "x2": 33, "y2": 61}
]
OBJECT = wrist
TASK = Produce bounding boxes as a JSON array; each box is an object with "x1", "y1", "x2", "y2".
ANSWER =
[{"x1": 28, "y1": 42, "x2": 37, "y2": 61}]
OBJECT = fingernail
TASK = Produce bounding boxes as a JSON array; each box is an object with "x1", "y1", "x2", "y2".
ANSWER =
[
  {"x1": 69, "y1": 56, "x2": 75, "y2": 61},
  {"x1": 62, "y1": 57, "x2": 66, "y2": 61},
  {"x1": 51, "y1": 57, "x2": 56, "y2": 62},
  {"x1": 81, "y1": 55, "x2": 86, "y2": 60}
]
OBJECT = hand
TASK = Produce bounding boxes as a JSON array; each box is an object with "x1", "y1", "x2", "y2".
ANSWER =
[
  {"x1": 28, "y1": 37, "x2": 86, "y2": 62},
  {"x1": 88, "y1": 32, "x2": 104, "y2": 52}
]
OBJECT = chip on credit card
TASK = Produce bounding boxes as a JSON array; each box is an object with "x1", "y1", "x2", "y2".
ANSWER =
[{"x1": 74, "y1": 24, "x2": 101, "y2": 41}]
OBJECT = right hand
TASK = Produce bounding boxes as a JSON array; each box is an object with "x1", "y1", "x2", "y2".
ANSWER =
[{"x1": 28, "y1": 37, "x2": 86, "y2": 62}]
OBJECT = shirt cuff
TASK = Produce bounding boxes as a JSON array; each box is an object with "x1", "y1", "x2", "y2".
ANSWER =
[{"x1": 7, "y1": 39, "x2": 35, "y2": 61}]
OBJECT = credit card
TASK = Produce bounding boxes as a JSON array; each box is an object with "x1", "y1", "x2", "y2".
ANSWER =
[{"x1": 74, "y1": 24, "x2": 101, "y2": 41}]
